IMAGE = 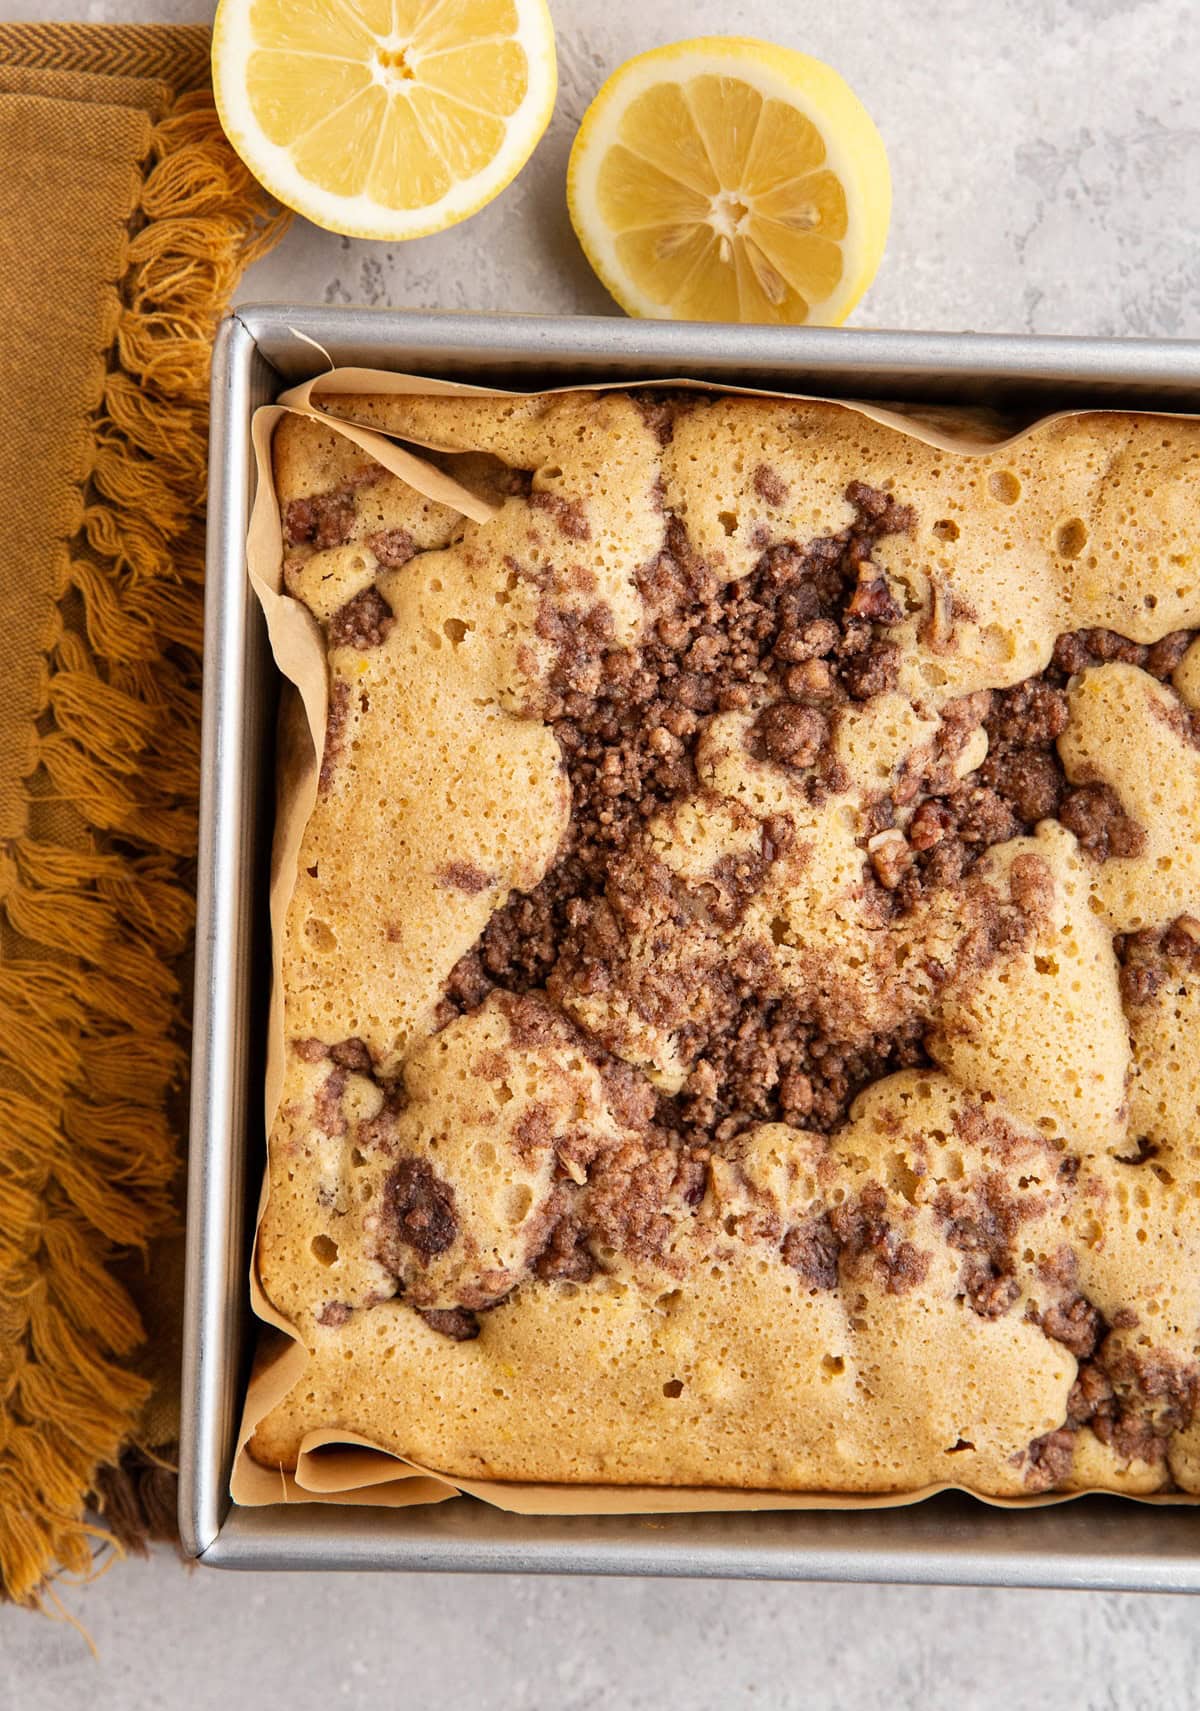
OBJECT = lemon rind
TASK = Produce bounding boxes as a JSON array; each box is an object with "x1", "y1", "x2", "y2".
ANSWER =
[
  {"x1": 567, "y1": 36, "x2": 890, "y2": 325},
  {"x1": 212, "y1": 0, "x2": 558, "y2": 241}
]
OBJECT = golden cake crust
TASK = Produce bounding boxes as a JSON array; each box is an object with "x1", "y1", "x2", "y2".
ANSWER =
[{"x1": 252, "y1": 391, "x2": 1200, "y2": 1497}]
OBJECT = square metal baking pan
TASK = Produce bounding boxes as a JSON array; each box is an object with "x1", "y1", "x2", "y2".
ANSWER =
[{"x1": 182, "y1": 304, "x2": 1200, "y2": 1586}]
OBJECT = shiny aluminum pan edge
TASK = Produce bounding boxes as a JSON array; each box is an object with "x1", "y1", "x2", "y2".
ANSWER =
[{"x1": 182, "y1": 305, "x2": 1200, "y2": 1583}]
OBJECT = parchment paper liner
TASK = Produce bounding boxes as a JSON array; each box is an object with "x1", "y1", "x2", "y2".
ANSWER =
[{"x1": 231, "y1": 358, "x2": 1198, "y2": 1515}]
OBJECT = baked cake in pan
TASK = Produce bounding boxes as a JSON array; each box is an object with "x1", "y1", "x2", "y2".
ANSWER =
[{"x1": 251, "y1": 389, "x2": 1200, "y2": 1498}]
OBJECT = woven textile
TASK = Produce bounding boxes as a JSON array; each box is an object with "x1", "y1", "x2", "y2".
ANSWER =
[{"x1": 0, "y1": 21, "x2": 287, "y2": 1604}]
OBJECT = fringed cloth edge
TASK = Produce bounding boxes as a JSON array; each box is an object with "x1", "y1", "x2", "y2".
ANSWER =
[{"x1": 0, "y1": 79, "x2": 288, "y2": 1606}]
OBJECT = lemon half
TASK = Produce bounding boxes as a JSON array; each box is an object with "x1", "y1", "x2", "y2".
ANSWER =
[
  {"x1": 567, "y1": 37, "x2": 891, "y2": 324},
  {"x1": 212, "y1": 0, "x2": 557, "y2": 240}
]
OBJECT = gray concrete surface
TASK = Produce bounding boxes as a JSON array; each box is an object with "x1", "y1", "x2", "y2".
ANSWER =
[
  {"x1": 7, "y1": 1559, "x2": 1200, "y2": 1709},
  {"x1": 4, "y1": 0, "x2": 1200, "y2": 1701},
  {"x1": 233, "y1": 0, "x2": 1200, "y2": 336}
]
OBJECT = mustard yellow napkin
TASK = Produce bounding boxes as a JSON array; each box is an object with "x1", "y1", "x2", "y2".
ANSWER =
[{"x1": 0, "y1": 20, "x2": 287, "y2": 1605}]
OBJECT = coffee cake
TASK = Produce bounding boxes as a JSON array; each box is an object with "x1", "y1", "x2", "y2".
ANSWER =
[{"x1": 251, "y1": 390, "x2": 1200, "y2": 1497}]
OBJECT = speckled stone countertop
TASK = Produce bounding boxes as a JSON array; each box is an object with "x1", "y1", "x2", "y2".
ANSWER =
[
  {"x1": 239, "y1": 0, "x2": 1200, "y2": 337},
  {"x1": 4, "y1": 0, "x2": 1200, "y2": 1702}
]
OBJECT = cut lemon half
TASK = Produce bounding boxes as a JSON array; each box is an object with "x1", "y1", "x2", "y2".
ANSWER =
[
  {"x1": 212, "y1": 0, "x2": 557, "y2": 240},
  {"x1": 567, "y1": 37, "x2": 890, "y2": 324}
]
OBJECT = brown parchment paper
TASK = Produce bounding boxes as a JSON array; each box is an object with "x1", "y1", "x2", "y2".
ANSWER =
[{"x1": 231, "y1": 359, "x2": 1199, "y2": 1515}]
